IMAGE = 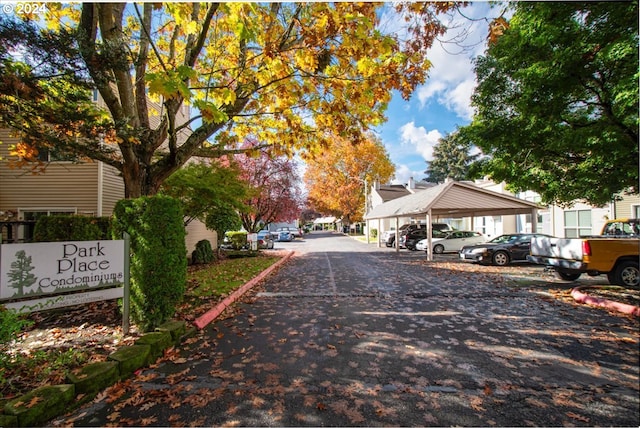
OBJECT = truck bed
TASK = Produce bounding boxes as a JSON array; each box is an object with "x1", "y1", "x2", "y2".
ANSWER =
[
  {"x1": 530, "y1": 236, "x2": 584, "y2": 262},
  {"x1": 529, "y1": 235, "x2": 640, "y2": 274}
]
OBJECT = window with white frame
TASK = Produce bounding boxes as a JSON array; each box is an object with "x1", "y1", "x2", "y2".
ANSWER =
[
  {"x1": 633, "y1": 205, "x2": 640, "y2": 218},
  {"x1": 564, "y1": 210, "x2": 592, "y2": 237}
]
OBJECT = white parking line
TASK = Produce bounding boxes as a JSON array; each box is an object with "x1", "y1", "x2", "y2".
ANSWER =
[{"x1": 324, "y1": 252, "x2": 338, "y2": 295}]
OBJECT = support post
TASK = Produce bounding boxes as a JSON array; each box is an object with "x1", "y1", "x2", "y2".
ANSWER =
[
  {"x1": 395, "y1": 217, "x2": 400, "y2": 253},
  {"x1": 122, "y1": 232, "x2": 131, "y2": 335},
  {"x1": 426, "y1": 211, "x2": 433, "y2": 261},
  {"x1": 366, "y1": 219, "x2": 370, "y2": 244},
  {"x1": 531, "y1": 208, "x2": 538, "y2": 233}
]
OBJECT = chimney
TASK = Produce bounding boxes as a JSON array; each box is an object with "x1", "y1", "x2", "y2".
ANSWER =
[{"x1": 407, "y1": 177, "x2": 415, "y2": 190}]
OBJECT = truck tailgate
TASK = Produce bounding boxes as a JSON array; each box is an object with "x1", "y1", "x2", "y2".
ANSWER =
[{"x1": 530, "y1": 236, "x2": 584, "y2": 261}]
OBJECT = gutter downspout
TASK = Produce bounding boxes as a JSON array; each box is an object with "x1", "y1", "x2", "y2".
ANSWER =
[{"x1": 97, "y1": 161, "x2": 104, "y2": 217}]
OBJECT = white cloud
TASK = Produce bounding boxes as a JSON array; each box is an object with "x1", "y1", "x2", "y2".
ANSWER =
[
  {"x1": 444, "y1": 78, "x2": 478, "y2": 120},
  {"x1": 392, "y1": 164, "x2": 424, "y2": 185},
  {"x1": 417, "y1": 4, "x2": 493, "y2": 121},
  {"x1": 399, "y1": 121, "x2": 442, "y2": 161}
]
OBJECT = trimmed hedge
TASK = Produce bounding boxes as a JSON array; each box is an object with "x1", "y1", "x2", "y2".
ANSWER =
[
  {"x1": 33, "y1": 215, "x2": 112, "y2": 242},
  {"x1": 111, "y1": 195, "x2": 187, "y2": 332}
]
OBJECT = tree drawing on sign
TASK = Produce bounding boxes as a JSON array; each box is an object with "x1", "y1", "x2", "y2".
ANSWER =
[{"x1": 7, "y1": 250, "x2": 38, "y2": 297}]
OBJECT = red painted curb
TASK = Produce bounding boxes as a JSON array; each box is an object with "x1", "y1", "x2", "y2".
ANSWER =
[
  {"x1": 193, "y1": 251, "x2": 295, "y2": 329},
  {"x1": 571, "y1": 286, "x2": 640, "y2": 317}
]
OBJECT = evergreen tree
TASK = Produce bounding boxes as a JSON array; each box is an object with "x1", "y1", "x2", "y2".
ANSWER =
[{"x1": 425, "y1": 131, "x2": 478, "y2": 183}]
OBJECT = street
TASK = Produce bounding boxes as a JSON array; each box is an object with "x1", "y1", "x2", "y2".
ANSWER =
[{"x1": 54, "y1": 231, "x2": 639, "y2": 427}]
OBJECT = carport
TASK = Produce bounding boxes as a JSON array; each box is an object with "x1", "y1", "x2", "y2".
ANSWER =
[{"x1": 364, "y1": 180, "x2": 543, "y2": 260}]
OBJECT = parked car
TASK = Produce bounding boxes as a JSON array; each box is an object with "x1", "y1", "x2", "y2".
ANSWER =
[
  {"x1": 400, "y1": 228, "x2": 449, "y2": 250},
  {"x1": 416, "y1": 231, "x2": 487, "y2": 254},
  {"x1": 257, "y1": 230, "x2": 275, "y2": 249},
  {"x1": 459, "y1": 233, "x2": 551, "y2": 266},
  {"x1": 381, "y1": 228, "x2": 397, "y2": 246},
  {"x1": 277, "y1": 227, "x2": 302, "y2": 238},
  {"x1": 386, "y1": 223, "x2": 452, "y2": 247},
  {"x1": 401, "y1": 229, "x2": 427, "y2": 250},
  {"x1": 277, "y1": 230, "x2": 293, "y2": 242}
]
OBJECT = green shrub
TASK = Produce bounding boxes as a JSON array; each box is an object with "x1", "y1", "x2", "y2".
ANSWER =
[
  {"x1": 226, "y1": 231, "x2": 247, "y2": 250},
  {"x1": 192, "y1": 239, "x2": 214, "y2": 264},
  {"x1": 0, "y1": 307, "x2": 33, "y2": 355},
  {"x1": 112, "y1": 195, "x2": 187, "y2": 332},
  {"x1": 370, "y1": 228, "x2": 378, "y2": 239},
  {"x1": 33, "y1": 215, "x2": 112, "y2": 242}
]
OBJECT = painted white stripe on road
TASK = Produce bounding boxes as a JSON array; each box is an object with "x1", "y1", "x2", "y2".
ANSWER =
[{"x1": 324, "y1": 252, "x2": 338, "y2": 295}]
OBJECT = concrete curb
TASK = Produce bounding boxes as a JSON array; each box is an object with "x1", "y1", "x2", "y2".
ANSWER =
[
  {"x1": 193, "y1": 251, "x2": 295, "y2": 329},
  {"x1": 571, "y1": 286, "x2": 640, "y2": 317}
]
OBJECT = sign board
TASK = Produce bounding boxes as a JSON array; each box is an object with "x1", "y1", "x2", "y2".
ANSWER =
[
  {"x1": 1, "y1": 240, "x2": 126, "y2": 315},
  {"x1": 248, "y1": 233, "x2": 258, "y2": 251}
]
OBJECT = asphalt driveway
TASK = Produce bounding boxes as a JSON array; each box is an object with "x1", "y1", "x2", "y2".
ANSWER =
[{"x1": 53, "y1": 231, "x2": 639, "y2": 427}]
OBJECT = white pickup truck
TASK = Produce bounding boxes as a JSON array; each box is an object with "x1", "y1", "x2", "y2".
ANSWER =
[{"x1": 528, "y1": 219, "x2": 640, "y2": 286}]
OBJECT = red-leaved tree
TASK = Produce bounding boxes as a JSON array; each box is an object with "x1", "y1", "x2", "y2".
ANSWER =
[{"x1": 234, "y1": 141, "x2": 303, "y2": 232}]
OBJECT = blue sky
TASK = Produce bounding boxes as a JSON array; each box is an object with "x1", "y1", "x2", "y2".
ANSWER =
[{"x1": 374, "y1": 3, "x2": 497, "y2": 185}]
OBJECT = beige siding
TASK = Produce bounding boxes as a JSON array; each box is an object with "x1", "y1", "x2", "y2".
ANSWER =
[
  {"x1": 185, "y1": 219, "x2": 217, "y2": 259},
  {"x1": 615, "y1": 194, "x2": 640, "y2": 218},
  {"x1": 100, "y1": 164, "x2": 125, "y2": 216},
  {"x1": 0, "y1": 130, "x2": 99, "y2": 217}
]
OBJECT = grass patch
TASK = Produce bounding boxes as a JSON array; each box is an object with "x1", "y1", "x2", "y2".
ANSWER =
[
  {"x1": 188, "y1": 253, "x2": 281, "y2": 297},
  {"x1": 1, "y1": 348, "x2": 89, "y2": 399}
]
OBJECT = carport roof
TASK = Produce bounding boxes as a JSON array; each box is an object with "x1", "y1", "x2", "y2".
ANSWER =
[
  {"x1": 313, "y1": 216, "x2": 337, "y2": 224},
  {"x1": 364, "y1": 180, "x2": 542, "y2": 220}
]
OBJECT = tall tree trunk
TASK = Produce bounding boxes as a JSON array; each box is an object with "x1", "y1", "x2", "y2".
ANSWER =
[{"x1": 121, "y1": 162, "x2": 163, "y2": 198}]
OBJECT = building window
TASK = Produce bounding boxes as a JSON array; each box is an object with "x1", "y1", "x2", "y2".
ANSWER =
[
  {"x1": 633, "y1": 205, "x2": 640, "y2": 218},
  {"x1": 34, "y1": 147, "x2": 75, "y2": 162},
  {"x1": 477, "y1": 217, "x2": 487, "y2": 235},
  {"x1": 564, "y1": 210, "x2": 592, "y2": 238}
]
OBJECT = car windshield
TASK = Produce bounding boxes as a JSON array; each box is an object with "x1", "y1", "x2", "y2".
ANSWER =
[{"x1": 489, "y1": 235, "x2": 522, "y2": 244}]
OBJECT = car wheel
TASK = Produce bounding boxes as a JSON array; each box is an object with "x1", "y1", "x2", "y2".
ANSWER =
[
  {"x1": 611, "y1": 261, "x2": 640, "y2": 286},
  {"x1": 433, "y1": 244, "x2": 445, "y2": 254},
  {"x1": 555, "y1": 269, "x2": 581, "y2": 281},
  {"x1": 492, "y1": 251, "x2": 510, "y2": 266}
]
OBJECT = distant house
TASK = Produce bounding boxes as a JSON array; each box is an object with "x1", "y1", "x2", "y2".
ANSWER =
[{"x1": 0, "y1": 97, "x2": 216, "y2": 255}]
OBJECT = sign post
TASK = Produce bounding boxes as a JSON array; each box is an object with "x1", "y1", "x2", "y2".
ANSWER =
[{"x1": 122, "y1": 232, "x2": 131, "y2": 334}]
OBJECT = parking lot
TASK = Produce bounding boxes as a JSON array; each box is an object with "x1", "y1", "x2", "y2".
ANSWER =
[{"x1": 56, "y1": 231, "x2": 639, "y2": 427}]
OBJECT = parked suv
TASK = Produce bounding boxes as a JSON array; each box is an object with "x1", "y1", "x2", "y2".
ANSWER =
[
  {"x1": 277, "y1": 226, "x2": 302, "y2": 238},
  {"x1": 386, "y1": 223, "x2": 452, "y2": 248}
]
